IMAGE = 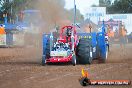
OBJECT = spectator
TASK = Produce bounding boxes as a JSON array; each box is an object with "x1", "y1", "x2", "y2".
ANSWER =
[
  {"x1": 119, "y1": 24, "x2": 127, "y2": 50},
  {"x1": 107, "y1": 25, "x2": 114, "y2": 46},
  {"x1": 0, "y1": 25, "x2": 6, "y2": 34}
]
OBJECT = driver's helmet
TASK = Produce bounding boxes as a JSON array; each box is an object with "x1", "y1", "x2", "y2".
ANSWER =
[{"x1": 66, "y1": 28, "x2": 72, "y2": 36}]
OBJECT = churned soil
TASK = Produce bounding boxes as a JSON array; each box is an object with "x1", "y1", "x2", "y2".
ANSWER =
[{"x1": 0, "y1": 44, "x2": 131, "y2": 88}]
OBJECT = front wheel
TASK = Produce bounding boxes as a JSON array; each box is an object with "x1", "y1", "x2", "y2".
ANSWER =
[
  {"x1": 72, "y1": 54, "x2": 76, "y2": 66},
  {"x1": 42, "y1": 56, "x2": 46, "y2": 66}
]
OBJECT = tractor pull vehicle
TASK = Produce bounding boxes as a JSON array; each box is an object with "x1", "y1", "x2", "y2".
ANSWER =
[{"x1": 42, "y1": 22, "x2": 109, "y2": 66}]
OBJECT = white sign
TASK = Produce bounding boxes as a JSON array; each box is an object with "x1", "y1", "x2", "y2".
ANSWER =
[
  {"x1": 112, "y1": 15, "x2": 127, "y2": 19},
  {"x1": 84, "y1": 7, "x2": 106, "y2": 17},
  {"x1": 84, "y1": 7, "x2": 106, "y2": 24},
  {"x1": 0, "y1": 34, "x2": 6, "y2": 45}
]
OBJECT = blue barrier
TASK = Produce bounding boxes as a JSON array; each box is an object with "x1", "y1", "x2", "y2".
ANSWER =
[{"x1": 6, "y1": 33, "x2": 13, "y2": 46}]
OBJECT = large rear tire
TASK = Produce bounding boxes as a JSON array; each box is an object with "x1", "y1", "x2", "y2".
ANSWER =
[
  {"x1": 77, "y1": 38, "x2": 93, "y2": 64},
  {"x1": 101, "y1": 46, "x2": 109, "y2": 63}
]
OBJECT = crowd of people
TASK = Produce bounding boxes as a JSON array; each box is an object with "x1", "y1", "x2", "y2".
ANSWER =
[{"x1": 107, "y1": 23, "x2": 127, "y2": 49}]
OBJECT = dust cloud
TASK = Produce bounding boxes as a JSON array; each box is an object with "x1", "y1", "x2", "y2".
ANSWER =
[
  {"x1": 14, "y1": 0, "x2": 72, "y2": 60},
  {"x1": 34, "y1": 0, "x2": 71, "y2": 33},
  {"x1": 21, "y1": 0, "x2": 67, "y2": 44},
  {"x1": 20, "y1": 0, "x2": 71, "y2": 51}
]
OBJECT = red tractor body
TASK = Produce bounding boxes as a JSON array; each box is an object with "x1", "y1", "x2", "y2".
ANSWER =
[{"x1": 43, "y1": 25, "x2": 78, "y2": 65}]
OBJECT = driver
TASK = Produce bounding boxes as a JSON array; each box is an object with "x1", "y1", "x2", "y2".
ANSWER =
[
  {"x1": 66, "y1": 28, "x2": 72, "y2": 36},
  {"x1": 66, "y1": 27, "x2": 72, "y2": 42}
]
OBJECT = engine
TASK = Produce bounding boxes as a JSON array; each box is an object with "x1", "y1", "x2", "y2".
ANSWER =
[
  {"x1": 53, "y1": 42, "x2": 70, "y2": 51},
  {"x1": 50, "y1": 42, "x2": 71, "y2": 57}
]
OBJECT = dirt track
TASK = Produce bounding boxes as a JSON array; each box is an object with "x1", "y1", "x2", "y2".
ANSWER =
[{"x1": 0, "y1": 44, "x2": 132, "y2": 88}]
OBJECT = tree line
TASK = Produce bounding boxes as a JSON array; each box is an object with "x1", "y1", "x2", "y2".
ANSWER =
[
  {"x1": 0, "y1": 0, "x2": 84, "y2": 23},
  {"x1": 99, "y1": 0, "x2": 132, "y2": 14}
]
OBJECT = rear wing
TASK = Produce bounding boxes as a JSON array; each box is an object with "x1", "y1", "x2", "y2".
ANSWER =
[{"x1": 77, "y1": 32, "x2": 97, "y2": 47}]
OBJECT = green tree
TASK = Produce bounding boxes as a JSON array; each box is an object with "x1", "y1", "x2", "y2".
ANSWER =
[
  {"x1": 99, "y1": 0, "x2": 105, "y2": 7},
  {"x1": 108, "y1": 0, "x2": 132, "y2": 14},
  {"x1": 0, "y1": 0, "x2": 34, "y2": 22},
  {"x1": 99, "y1": 0, "x2": 112, "y2": 6}
]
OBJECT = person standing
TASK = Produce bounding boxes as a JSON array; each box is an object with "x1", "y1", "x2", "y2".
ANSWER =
[
  {"x1": 0, "y1": 25, "x2": 6, "y2": 45},
  {"x1": 0, "y1": 25, "x2": 6, "y2": 34},
  {"x1": 119, "y1": 24, "x2": 127, "y2": 51},
  {"x1": 107, "y1": 25, "x2": 114, "y2": 46}
]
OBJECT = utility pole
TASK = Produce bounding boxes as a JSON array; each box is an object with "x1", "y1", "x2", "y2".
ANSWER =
[
  {"x1": 71, "y1": 0, "x2": 76, "y2": 52},
  {"x1": 9, "y1": 0, "x2": 13, "y2": 23},
  {"x1": 74, "y1": 0, "x2": 76, "y2": 26}
]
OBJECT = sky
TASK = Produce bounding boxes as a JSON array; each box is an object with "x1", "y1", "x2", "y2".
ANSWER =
[{"x1": 65, "y1": 0, "x2": 99, "y2": 15}]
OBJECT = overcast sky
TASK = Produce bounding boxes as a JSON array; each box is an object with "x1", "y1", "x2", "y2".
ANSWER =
[{"x1": 65, "y1": 0, "x2": 99, "y2": 14}]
